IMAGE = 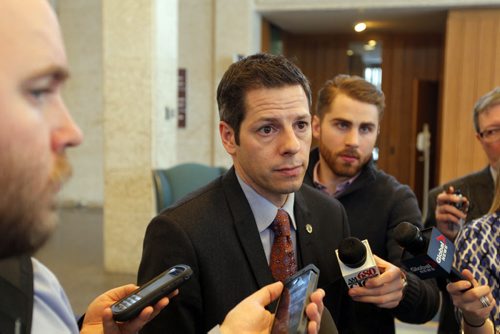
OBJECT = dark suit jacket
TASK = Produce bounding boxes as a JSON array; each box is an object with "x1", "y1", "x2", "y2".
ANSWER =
[
  {"x1": 425, "y1": 166, "x2": 494, "y2": 334},
  {"x1": 138, "y1": 167, "x2": 350, "y2": 334},
  {"x1": 425, "y1": 166, "x2": 494, "y2": 228}
]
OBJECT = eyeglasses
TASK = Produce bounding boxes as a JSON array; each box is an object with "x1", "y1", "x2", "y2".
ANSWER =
[{"x1": 479, "y1": 127, "x2": 500, "y2": 143}]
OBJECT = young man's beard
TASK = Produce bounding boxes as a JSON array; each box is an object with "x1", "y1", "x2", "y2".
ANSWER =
[
  {"x1": 0, "y1": 154, "x2": 72, "y2": 259},
  {"x1": 319, "y1": 139, "x2": 369, "y2": 178}
]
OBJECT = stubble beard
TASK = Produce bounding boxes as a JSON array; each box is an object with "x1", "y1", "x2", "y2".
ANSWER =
[
  {"x1": 319, "y1": 138, "x2": 367, "y2": 178},
  {"x1": 0, "y1": 154, "x2": 72, "y2": 259}
]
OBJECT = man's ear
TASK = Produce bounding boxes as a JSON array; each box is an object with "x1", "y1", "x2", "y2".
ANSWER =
[
  {"x1": 219, "y1": 121, "x2": 237, "y2": 155},
  {"x1": 312, "y1": 115, "x2": 321, "y2": 140}
]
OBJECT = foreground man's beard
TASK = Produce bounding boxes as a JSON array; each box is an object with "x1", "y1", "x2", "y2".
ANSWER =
[{"x1": 0, "y1": 154, "x2": 72, "y2": 259}]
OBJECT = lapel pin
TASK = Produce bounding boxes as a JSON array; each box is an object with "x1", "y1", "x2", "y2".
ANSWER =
[{"x1": 306, "y1": 224, "x2": 313, "y2": 234}]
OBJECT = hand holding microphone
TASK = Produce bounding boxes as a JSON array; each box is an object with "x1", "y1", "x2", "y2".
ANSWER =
[
  {"x1": 393, "y1": 221, "x2": 469, "y2": 285},
  {"x1": 336, "y1": 237, "x2": 407, "y2": 309},
  {"x1": 336, "y1": 237, "x2": 380, "y2": 289},
  {"x1": 446, "y1": 269, "x2": 494, "y2": 329}
]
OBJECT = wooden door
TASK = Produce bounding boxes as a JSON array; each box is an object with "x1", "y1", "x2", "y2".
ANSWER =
[{"x1": 410, "y1": 79, "x2": 439, "y2": 211}]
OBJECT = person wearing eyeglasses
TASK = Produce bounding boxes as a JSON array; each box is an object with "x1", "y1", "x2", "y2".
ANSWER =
[{"x1": 425, "y1": 87, "x2": 500, "y2": 334}]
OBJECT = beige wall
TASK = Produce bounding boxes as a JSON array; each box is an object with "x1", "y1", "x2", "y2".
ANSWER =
[
  {"x1": 102, "y1": 0, "x2": 178, "y2": 273},
  {"x1": 178, "y1": 0, "x2": 260, "y2": 168},
  {"x1": 177, "y1": 0, "x2": 215, "y2": 165},
  {"x1": 56, "y1": 0, "x2": 104, "y2": 207},
  {"x1": 439, "y1": 9, "x2": 500, "y2": 183},
  {"x1": 255, "y1": 0, "x2": 500, "y2": 10},
  {"x1": 58, "y1": 0, "x2": 500, "y2": 208}
]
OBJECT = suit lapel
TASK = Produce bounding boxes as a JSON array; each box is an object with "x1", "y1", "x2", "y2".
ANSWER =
[
  {"x1": 222, "y1": 169, "x2": 275, "y2": 288},
  {"x1": 469, "y1": 167, "x2": 495, "y2": 216},
  {"x1": 294, "y1": 190, "x2": 315, "y2": 267}
]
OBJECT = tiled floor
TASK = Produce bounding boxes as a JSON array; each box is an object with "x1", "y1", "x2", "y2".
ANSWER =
[{"x1": 35, "y1": 207, "x2": 438, "y2": 333}]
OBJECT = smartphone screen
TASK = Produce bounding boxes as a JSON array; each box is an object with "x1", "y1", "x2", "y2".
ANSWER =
[{"x1": 271, "y1": 264, "x2": 319, "y2": 334}]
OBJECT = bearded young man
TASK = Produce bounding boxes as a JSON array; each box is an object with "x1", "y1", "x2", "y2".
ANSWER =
[{"x1": 303, "y1": 74, "x2": 439, "y2": 333}]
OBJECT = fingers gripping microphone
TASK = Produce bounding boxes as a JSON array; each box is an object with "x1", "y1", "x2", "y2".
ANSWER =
[
  {"x1": 335, "y1": 237, "x2": 380, "y2": 289},
  {"x1": 394, "y1": 222, "x2": 467, "y2": 284}
]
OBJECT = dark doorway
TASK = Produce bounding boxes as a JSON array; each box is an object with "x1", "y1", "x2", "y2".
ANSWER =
[{"x1": 410, "y1": 79, "x2": 439, "y2": 213}]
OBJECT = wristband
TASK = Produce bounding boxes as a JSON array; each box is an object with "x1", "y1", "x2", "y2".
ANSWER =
[{"x1": 463, "y1": 316, "x2": 486, "y2": 328}]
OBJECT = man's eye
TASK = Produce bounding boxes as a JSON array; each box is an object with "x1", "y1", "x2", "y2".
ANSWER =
[
  {"x1": 336, "y1": 122, "x2": 349, "y2": 130},
  {"x1": 360, "y1": 126, "x2": 373, "y2": 134},
  {"x1": 490, "y1": 129, "x2": 500, "y2": 135},
  {"x1": 29, "y1": 88, "x2": 51, "y2": 102},
  {"x1": 296, "y1": 121, "x2": 309, "y2": 130},
  {"x1": 258, "y1": 126, "x2": 273, "y2": 134}
]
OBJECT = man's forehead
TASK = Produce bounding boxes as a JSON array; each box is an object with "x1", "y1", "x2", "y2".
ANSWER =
[
  {"x1": 0, "y1": 0, "x2": 66, "y2": 72},
  {"x1": 480, "y1": 104, "x2": 500, "y2": 125}
]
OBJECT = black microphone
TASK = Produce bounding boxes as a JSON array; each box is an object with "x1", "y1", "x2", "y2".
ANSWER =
[
  {"x1": 335, "y1": 237, "x2": 380, "y2": 289},
  {"x1": 394, "y1": 222, "x2": 467, "y2": 284}
]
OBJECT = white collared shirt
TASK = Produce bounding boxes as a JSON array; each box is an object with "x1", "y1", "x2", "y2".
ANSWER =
[{"x1": 235, "y1": 173, "x2": 297, "y2": 264}]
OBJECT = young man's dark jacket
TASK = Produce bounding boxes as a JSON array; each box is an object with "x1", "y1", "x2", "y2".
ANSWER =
[{"x1": 304, "y1": 147, "x2": 439, "y2": 334}]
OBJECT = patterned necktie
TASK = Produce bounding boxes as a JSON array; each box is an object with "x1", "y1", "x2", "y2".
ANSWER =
[{"x1": 269, "y1": 209, "x2": 297, "y2": 282}]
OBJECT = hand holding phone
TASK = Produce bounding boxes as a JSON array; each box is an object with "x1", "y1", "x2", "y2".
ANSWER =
[
  {"x1": 271, "y1": 264, "x2": 320, "y2": 334},
  {"x1": 111, "y1": 264, "x2": 192, "y2": 322},
  {"x1": 446, "y1": 187, "x2": 469, "y2": 232}
]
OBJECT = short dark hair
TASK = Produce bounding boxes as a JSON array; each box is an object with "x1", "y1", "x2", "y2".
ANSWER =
[
  {"x1": 473, "y1": 87, "x2": 500, "y2": 133},
  {"x1": 217, "y1": 53, "x2": 311, "y2": 144},
  {"x1": 316, "y1": 74, "x2": 385, "y2": 121}
]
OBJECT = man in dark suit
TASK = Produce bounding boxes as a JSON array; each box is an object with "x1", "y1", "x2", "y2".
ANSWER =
[
  {"x1": 425, "y1": 87, "x2": 500, "y2": 334},
  {"x1": 138, "y1": 54, "x2": 350, "y2": 333},
  {"x1": 303, "y1": 75, "x2": 439, "y2": 333}
]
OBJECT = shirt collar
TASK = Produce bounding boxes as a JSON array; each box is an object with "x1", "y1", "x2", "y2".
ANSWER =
[
  {"x1": 490, "y1": 165, "x2": 498, "y2": 186},
  {"x1": 313, "y1": 160, "x2": 359, "y2": 197},
  {"x1": 235, "y1": 172, "x2": 296, "y2": 233}
]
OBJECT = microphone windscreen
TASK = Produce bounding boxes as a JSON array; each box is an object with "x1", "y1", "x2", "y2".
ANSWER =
[
  {"x1": 338, "y1": 237, "x2": 366, "y2": 268},
  {"x1": 394, "y1": 222, "x2": 426, "y2": 255}
]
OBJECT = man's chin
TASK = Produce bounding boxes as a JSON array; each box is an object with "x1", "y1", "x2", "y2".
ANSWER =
[
  {"x1": 0, "y1": 210, "x2": 58, "y2": 259},
  {"x1": 25, "y1": 211, "x2": 57, "y2": 255},
  {"x1": 0, "y1": 228, "x2": 52, "y2": 260},
  {"x1": 332, "y1": 163, "x2": 361, "y2": 178}
]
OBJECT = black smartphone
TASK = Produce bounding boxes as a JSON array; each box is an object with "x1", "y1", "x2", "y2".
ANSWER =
[
  {"x1": 111, "y1": 264, "x2": 192, "y2": 322},
  {"x1": 271, "y1": 264, "x2": 320, "y2": 334}
]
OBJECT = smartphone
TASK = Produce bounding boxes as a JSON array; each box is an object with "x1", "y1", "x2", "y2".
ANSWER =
[
  {"x1": 271, "y1": 264, "x2": 320, "y2": 334},
  {"x1": 447, "y1": 188, "x2": 467, "y2": 232},
  {"x1": 111, "y1": 264, "x2": 192, "y2": 322}
]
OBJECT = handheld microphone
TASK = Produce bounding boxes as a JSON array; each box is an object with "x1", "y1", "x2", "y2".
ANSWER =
[
  {"x1": 335, "y1": 237, "x2": 380, "y2": 289},
  {"x1": 394, "y1": 222, "x2": 467, "y2": 284}
]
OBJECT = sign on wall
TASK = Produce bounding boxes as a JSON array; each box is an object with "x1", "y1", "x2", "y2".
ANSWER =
[{"x1": 178, "y1": 68, "x2": 186, "y2": 128}]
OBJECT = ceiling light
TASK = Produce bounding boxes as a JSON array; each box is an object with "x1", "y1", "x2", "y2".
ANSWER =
[
  {"x1": 368, "y1": 40, "x2": 377, "y2": 47},
  {"x1": 346, "y1": 50, "x2": 354, "y2": 56},
  {"x1": 354, "y1": 22, "x2": 366, "y2": 32}
]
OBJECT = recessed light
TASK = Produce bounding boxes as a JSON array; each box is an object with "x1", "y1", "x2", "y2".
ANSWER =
[{"x1": 354, "y1": 22, "x2": 366, "y2": 32}]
